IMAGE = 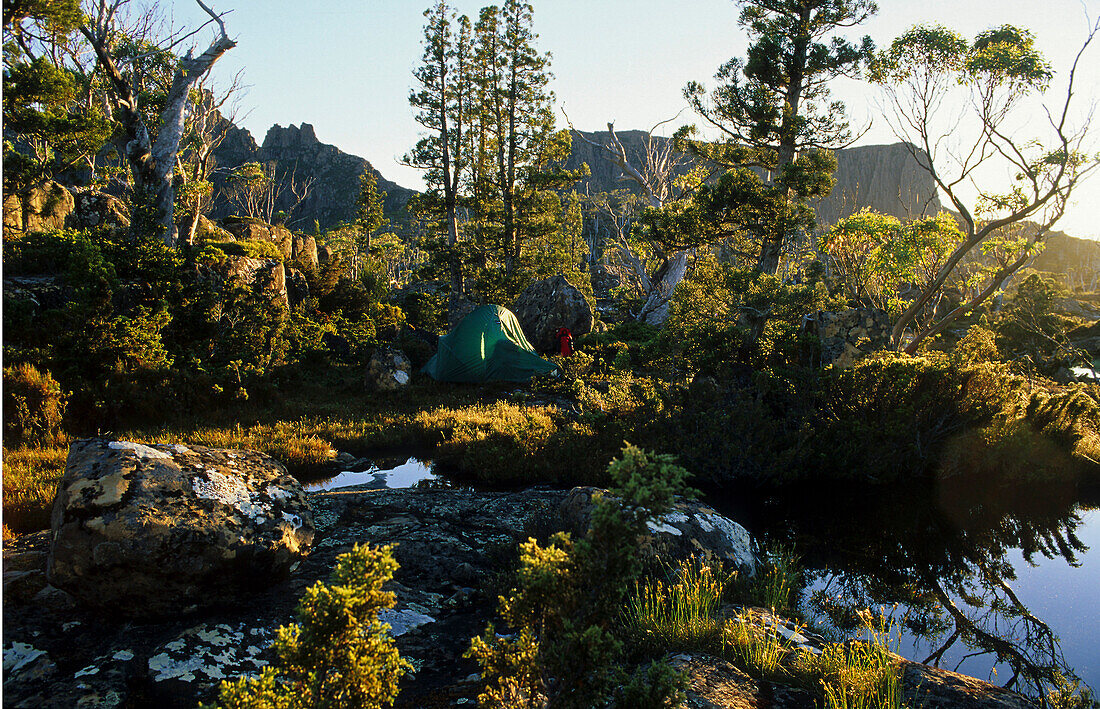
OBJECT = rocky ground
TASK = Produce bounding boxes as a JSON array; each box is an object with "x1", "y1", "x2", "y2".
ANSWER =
[{"x1": 4, "y1": 482, "x2": 1042, "y2": 708}]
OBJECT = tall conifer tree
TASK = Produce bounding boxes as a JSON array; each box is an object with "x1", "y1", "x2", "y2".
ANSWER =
[{"x1": 685, "y1": 0, "x2": 876, "y2": 274}]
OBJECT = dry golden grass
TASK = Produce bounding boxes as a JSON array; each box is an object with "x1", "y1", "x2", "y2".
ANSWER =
[{"x1": 3, "y1": 438, "x2": 71, "y2": 533}]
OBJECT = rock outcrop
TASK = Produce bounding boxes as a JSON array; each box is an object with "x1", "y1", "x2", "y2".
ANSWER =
[
  {"x1": 210, "y1": 123, "x2": 417, "y2": 232},
  {"x1": 5, "y1": 481, "x2": 1043, "y2": 708},
  {"x1": 222, "y1": 217, "x2": 318, "y2": 268},
  {"x1": 366, "y1": 347, "x2": 412, "y2": 391},
  {"x1": 512, "y1": 274, "x2": 595, "y2": 353},
  {"x1": 2, "y1": 181, "x2": 75, "y2": 234},
  {"x1": 46, "y1": 439, "x2": 314, "y2": 619},
  {"x1": 70, "y1": 190, "x2": 130, "y2": 234},
  {"x1": 559, "y1": 487, "x2": 757, "y2": 578},
  {"x1": 199, "y1": 254, "x2": 289, "y2": 309},
  {"x1": 1032, "y1": 230, "x2": 1100, "y2": 293},
  {"x1": 811, "y1": 142, "x2": 943, "y2": 225},
  {"x1": 804, "y1": 308, "x2": 892, "y2": 368},
  {"x1": 565, "y1": 130, "x2": 941, "y2": 227},
  {"x1": 671, "y1": 651, "x2": 1039, "y2": 709}
]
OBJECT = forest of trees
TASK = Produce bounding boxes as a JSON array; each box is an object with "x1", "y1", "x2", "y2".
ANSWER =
[{"x1": 5, "y1": 1, "x2": 1100, "y2": 707}]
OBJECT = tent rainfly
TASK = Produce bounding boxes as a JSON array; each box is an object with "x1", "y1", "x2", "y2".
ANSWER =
[{"x1": 422, "y1": 305, "x2": 559, "y2": 383}]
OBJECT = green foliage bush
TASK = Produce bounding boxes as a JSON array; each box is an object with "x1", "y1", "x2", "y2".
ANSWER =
[
  {"x1": 660, "y1": 253, "x2": 831, "y2": 374},
  {"x1": 208, "y1": 544, "x2": 410, "y2": 709},
  {"x1": 398, "y1": 290, "x2": 446, "y2": 332},
  {"x1": 467, "y1": 445, "x2": 691, "y2": 708},
  {"x1": 993, "y1": 273, "x2": 1082, "y2": 371},
  {"x1": 3, "y1": 364, "x2": 67, "y2": 444}
]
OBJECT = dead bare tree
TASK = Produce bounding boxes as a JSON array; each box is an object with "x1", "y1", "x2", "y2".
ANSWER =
[
  {"x1": 566, "y1": 112, "x2": 700, "y2": 325},
  {"x1": 176, "y1": 71, "x2": 244, "y2": 245},
  {"x1": 220, "y1": 160, "x2": 315, "y2": 226},
  {"x1": 80, "y1": 0, "x2": 236, "y2": 247}
]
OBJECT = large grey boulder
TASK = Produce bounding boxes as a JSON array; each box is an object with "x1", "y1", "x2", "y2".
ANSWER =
[
  {"x1": 70, "y1": 190, "x2": 130, "y2": 235},
  {"x1": 559, "y1": 487, "x2": 756, "y2": 578},
  {"x1": 512, "y1": 274, "x2": 594, "y2": 352},
  {"x1": 46, "y1": 439, "x2": 314, "y2": 619}
]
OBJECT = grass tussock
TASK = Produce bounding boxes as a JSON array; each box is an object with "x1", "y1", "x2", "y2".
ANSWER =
[
  {"x1": 3, "y1": 439, "x2": 71, "y2": 533},
  {"x1": 627, "y1": 557, "x2": 727, "y2": 651},
  {"x1": 721, "y1": 610, "x2": 791, "y2": 677},
  {"x1": 623, "y1": 554, "x2": 904, "y2": 708}
]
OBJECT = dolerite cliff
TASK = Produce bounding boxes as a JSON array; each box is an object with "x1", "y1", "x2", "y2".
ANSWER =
[
  {"x1": 1032, "y1": 230, "x2": 1100, "y2": 291},
  {"x1": 211, "y1": 123, "x2": 416, "y2": 231},
  {"x1": 565, "y1": 129, "x2": 941, "y2": 225},
  {"x1": 812, "y1": 142, "x2": 942, "y2": 224}
]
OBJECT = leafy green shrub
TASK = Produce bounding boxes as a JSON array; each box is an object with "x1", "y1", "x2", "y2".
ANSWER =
[
  {"x1": 397, "y1": 290, "x2": 446, "y2": 333},
  {"x1": 660, "y1": 253, "x2": 831, "y2": 374},
  {"x1": 994, "y1": 273, "x2": 1081, "y2": 371},
  {"x1": 467, "y1": 445, "x2": 691, "y2": 708},
  {"x1": 3, "y1": 364, "x2": 66, "y2": 444},
  {"x1": 393, "y1": 331, "x2": 435, "y2": 369},
  {"x1": 207, "y1": 544, "x2": 410, "y2": 709},
  {"x1": 369, "y1": 302, "x2": 406, "y2": 341}
]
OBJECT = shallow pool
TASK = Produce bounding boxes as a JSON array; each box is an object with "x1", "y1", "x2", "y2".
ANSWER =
[{"x1": 305, "y1": 457, "x2": 438, "y2": 492}]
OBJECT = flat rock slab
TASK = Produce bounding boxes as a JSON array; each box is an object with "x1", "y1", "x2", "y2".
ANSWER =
[{"x1": 5, "y1": 487, "x2": 571, "y2": 708}]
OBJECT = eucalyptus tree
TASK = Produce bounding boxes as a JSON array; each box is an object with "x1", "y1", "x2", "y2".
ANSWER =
[
  {"x1": 870, "y1": 21, "x2": 1100, "y2": 353},
  {"x1": 80, "y1": 0, "x2": 236, "y2": 246},
  {"x1": 685, "y1": 0, "x2": 876, "y2": 275}
]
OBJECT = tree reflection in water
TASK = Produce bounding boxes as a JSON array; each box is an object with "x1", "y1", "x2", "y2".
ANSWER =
[{"x1": 711, "y1": 470, "x2": 1097, "y2": 703}]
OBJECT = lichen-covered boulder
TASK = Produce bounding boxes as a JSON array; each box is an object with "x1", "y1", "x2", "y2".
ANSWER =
[
  {"x1": 512, "y1": 274, "x2": 594, "y2": 352},
  {"x1": 366, "y1": 347, "x2": 412, "y2": 391},
  {"x1": 46, "y1": 439, "x2": 314, "y2": 619},
  {"x1": 804, "y1": 308, "x2": 891, "y2": 368},
  {"x1": 198, "y1": 254, "x2": 289, "y2": 310},
  {"x1": 559, "y1": 487, "x2": 756, "y2": 577},
  {"x1": 70, "y1": 190, "x2": 130, "y2": 234},
  {"x1": 2, "y1": 181, "x2": 75, "y2": 234}
]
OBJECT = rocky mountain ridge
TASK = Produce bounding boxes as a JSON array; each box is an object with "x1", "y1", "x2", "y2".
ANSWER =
[
  {"x1": 564, "y1": 129, "x2": 943, "y2": 224},
  {"x1": 210, "y1": 122, "x2": 417, "y2": 232},
  {"x1": 205, "y1": 120, "x2": 1094, "y2": 284}
]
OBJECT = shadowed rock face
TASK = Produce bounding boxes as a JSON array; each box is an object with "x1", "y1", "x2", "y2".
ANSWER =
[
  {"x1": 512, "y1": 274, "x2": 595, "y2": 353},
  {"x1": 211, "y1": 122, "x2": 417, "y2": 232},
  {"x1": 47, "y1": 439, "x2": 314, "y2": 619},
  {"x1": 564, "y1": 129, "x2": 942, "y2": 226}
]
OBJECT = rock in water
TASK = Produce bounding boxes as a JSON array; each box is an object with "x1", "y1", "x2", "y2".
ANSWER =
[
  {"x1": 46, "y1": 439, "x2": 314, "y2": 619},
  {"x1": 512, "y1": 274, "x2": 594, "y2": 353},
  {"x1": 367, "y1": 347, "x2": 412, "y2": 391}
]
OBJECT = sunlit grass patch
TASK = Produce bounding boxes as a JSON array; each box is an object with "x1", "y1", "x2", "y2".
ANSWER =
[
  {"x1": 721, "y1": 609, "x2": 791, "y2": 678},
  {"x1": 2, "y1": 439, "x2": 70, "y2": 533},
  {"x1": 626, "y1": 557, "x2": 727, "y2": 652}
]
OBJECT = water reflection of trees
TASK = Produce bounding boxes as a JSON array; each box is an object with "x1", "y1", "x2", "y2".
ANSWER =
[{"x1": 733, "y1": 473, "x2": 1093, "y2": 702}]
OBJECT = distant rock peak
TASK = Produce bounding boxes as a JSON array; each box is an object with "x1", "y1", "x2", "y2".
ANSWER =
[{"x1": 262, "y1": 123, "x2": 320, "y2": 150}]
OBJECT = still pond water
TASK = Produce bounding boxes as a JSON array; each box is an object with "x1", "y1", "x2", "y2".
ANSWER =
[{"x1": 306, "y1": 457, "x2": 1099, "y2": 694}]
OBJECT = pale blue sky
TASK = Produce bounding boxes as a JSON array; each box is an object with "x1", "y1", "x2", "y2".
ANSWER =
[{"x1": 168, "y1": 0, "x2": 1100, "y2": 239}]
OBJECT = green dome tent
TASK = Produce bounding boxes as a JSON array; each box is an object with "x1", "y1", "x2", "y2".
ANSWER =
[{"x1": 422, "y1": 305, "x2": 559, "y2": 383}]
